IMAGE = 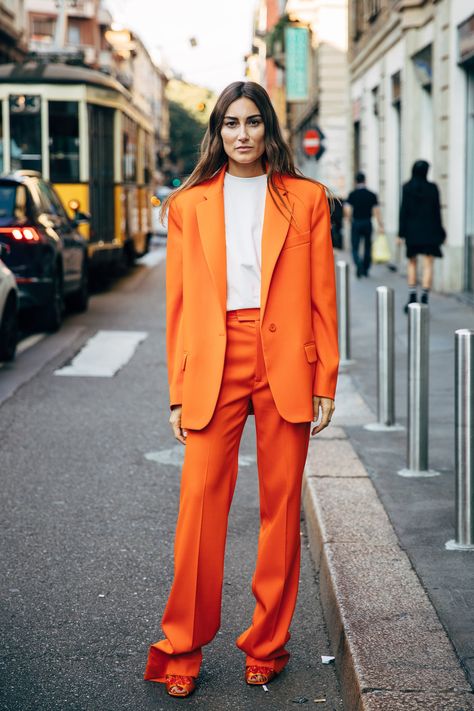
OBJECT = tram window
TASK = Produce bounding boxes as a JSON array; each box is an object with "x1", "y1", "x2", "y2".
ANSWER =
[
  {"x1": 144, "y1": 134, "x2": 154, "y2": 185},
  {"x1": 49, "y1": 101, "x2": 80, "y2": 183},
  {"x1": 9, "y1": 95, "x2": 42, "y2": 172},
  {"x1": 0, "y1": 107, "x2": 3, "y2": 173},
  {"x1": 122, "y1": 115, "x2": 137, "y2": 182}
]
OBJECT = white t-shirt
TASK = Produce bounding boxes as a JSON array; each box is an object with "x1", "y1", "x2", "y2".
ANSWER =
[{"x1": 223, "y1": 171, "x2": 268, "y2": 310}]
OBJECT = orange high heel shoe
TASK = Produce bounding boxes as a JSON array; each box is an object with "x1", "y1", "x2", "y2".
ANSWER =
[
  {"x1": 245, "y1": 665, "x2": 277, "y2": 685},
  {"x1": 165, "y1": 674, "x2": 196, "y2": 697}
]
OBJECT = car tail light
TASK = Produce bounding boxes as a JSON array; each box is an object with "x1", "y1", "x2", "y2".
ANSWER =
[{"x1": 0, "y1": 227, "x2": 42, "y2": 242}]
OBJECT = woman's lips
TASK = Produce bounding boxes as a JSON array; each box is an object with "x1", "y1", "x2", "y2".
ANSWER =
[{"x1": 236, "y1": 146, "x2": 252, "y2": 151}]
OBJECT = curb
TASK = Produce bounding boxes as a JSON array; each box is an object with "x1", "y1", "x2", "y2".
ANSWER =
[{"x1": 303, "y1": 423, "x2": 474, "y2": 711}]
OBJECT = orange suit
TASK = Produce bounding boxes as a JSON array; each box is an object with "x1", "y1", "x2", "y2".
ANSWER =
[{"x1": 144, "y1": 165, "x2": 339, "y2": 683}]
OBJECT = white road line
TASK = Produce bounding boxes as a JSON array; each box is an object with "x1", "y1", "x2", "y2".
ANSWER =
[
  {"x1": 16, "y1": 332, "x2": 47, "y2": 355},
  {"x1": 137, "y1": 247, "x2": 166, "y2": 267},
  {"x1": 0, "y1": 332, "x2": 47, "y2": 368},
  {"x1": 54, "y1": 330, "x2": 148, "y2": 377}
]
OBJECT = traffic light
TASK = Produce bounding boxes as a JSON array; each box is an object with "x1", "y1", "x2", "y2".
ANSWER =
[
  {"x1": 171, "y1": 177, "x2": 182, "y2": 187},
  {"x1": 196, "y1": 102, "x2": 206, "y2": 112}
]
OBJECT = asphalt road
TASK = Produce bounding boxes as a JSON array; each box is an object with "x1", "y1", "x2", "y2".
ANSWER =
[{"x1": 0, "y1": 248, "x2": 342, "y2": 711}]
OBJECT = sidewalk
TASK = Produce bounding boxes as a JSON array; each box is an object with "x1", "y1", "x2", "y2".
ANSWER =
[{"x1": 303, "y1": 251, "x2": 474, "y2": 710}]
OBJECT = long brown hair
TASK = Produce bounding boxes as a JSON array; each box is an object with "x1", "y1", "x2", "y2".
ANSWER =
[{"x1": 161, "y1": 81, "x2": 329, "y2": 222}]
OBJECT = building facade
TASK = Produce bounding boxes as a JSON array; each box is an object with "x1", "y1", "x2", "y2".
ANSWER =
[
  {"x1": 246, "y1": 0, "x2": 350, "y2": 198},
  {"x1": 22, "y1": 0, "x2": 169, "y2": 178},
  {"x1": 0, "y1": 0, "x2": 27, "y2": 63},
  {"x1": 246, "y1": 0, "x2": 288, "y2": 128},
  {"x1": 25, "y1": 0, "x2": 109, "y2": 67},
  {"x1": 349, "y1": 0, "x2": 474, "y2": 294},
  {"x1": 285, "y1": 0, "x2": 349, "y2": 196}
]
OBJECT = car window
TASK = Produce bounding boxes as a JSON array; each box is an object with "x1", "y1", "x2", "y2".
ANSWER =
[
  {"x1": 44, "y1": 184, "x2": 69, "y2": 221},
  {"x1": 0, "y1": 183, "x2": 28, "y2": 223},
  {"x1": 35, "y1": 180, "x2": 68, "y2": 221}
]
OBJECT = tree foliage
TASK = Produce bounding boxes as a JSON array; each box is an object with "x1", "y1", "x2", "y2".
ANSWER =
[{"x1": 169, "y1": 100, "x2": 206, "y2": 175}]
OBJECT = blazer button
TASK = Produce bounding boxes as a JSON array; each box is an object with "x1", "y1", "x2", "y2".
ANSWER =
[{"x1": 269, "y1": 323, "x2": 277, "y2": 332}]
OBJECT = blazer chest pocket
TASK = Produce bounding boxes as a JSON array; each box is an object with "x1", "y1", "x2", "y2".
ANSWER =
[
  {"x1": 181, "y1": 352, "x2": 188, "y2": 370},
  {"x1": 283, "y1": 230, "x2": 310, "y2": 250},
  {"x1": 304, "y1": 342, "x2": 317, "y2": 363}
]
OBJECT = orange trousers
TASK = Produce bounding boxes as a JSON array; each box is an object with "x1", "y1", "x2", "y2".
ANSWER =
[{"x1": 144, "y1": 308, "x2": 311, "y2": 682}]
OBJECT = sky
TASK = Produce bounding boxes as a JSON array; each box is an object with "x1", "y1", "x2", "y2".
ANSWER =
[{"x1": 104, "y1": 0, "x2": 258, "y2": 93}]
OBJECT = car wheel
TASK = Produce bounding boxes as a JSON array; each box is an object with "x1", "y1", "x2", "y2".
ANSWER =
[
  {"x1": 0, "y1": 295, "x2": 18, "y2": 361},
  {"x1": 40, "y1": 266, "x2": 64, "y2": 332},
  {"x1": 68, "y1": 256, "x2": 89, "y2": 313}
]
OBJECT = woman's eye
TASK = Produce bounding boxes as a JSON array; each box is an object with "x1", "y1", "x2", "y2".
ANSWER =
[
  {"x1": 224, "y1": 122, "x2": 236, "y2": 128},
  {"x1": 249, "y1": 120, "x2": 261, "y2": 126}
]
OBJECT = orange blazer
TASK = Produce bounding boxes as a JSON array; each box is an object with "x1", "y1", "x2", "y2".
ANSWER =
[{"x1": 166, "y1": 164, "x2": 339, "y2": 430}]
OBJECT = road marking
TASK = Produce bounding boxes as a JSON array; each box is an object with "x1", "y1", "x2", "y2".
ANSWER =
[
  {"x1": 54, "y1": 330, "x2": 147, "y2": 377},
  {"x1": 137, "y1": 247, "x2": 166, "y2": 267}
]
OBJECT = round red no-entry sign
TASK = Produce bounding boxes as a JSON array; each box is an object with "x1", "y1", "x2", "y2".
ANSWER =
[{"x1": 303, "y1": 128, "x2": 323, "y2": 157}]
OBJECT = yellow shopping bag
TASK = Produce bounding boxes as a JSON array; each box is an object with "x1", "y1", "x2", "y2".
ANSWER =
[{"x1": 372, "y1": 232, "x2": 391, "y2": 264}]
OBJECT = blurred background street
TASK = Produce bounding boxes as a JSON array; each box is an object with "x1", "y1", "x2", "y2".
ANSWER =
[{"x1": 1, "y1": 0, "x2": 474, "y2": 709}]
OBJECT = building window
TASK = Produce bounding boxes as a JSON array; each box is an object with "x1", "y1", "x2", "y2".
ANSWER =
[
  {"x1": 391, "y1": 71, "x2": 401, "y2": 107},
  {"x1": 49, "y1": 101, "x2": 80, "y2": 183},
  {"x1": 30, "y1": 15, "x2": 56, "y2": 42},
  {"x1": 353, "y1": 120, "x2": 361, "y2": 175},
  {"x1": 412, "y1": 44, "x2": 432, "y2": 92},
  {"x1": 352, "y1": 0, "x2": 364, "y2": 40},
  {"x1": 67, "y1": 20, "x2": 82, "y2": 46},
  {"x1": 372, "y1": 86, "x2": 379, "y2": 117},
  {"x1": 9, "y1": 94, "x2": 42, "y2": 172},
  {"x1": 365, "y1": 0, "x2": 381, "y2": 22}
]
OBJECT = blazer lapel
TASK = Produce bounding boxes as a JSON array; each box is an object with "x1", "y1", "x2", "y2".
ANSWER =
[
  {"x1": 196, "y1": 165, "x2": 227, "y2": 327},
  {"x1": 196, "y1": 165, "x2": 293, "y2": 326},
  {"x1": 260, "y1": 180, "x2": 293, "y2": 320}
]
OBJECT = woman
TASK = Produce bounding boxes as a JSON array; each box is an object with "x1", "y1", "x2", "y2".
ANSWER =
[
  {"x1": 398, "y1": 160, "x2": 445, "y2": 313},
  {"x1": 144, "y1": 81, "x2": 339, "y2": 698}
]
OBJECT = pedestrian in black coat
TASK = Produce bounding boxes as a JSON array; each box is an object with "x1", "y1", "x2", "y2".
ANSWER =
[{"x1": 398, "y1": 160, "x2": 445, "y2": 312}]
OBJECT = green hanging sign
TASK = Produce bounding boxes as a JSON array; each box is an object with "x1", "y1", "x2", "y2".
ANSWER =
[{"x1": 284, "y1": 26, "x2": 309, "y2": 102}]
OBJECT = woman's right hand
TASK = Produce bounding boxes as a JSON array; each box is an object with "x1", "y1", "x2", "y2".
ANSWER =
[{"x1": 169, "y1": 405, "x2": 187, "y2": 445}]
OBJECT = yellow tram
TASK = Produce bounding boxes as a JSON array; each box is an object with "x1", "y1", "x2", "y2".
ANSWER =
[{"x1": 0, "y1": 61, "x2": 154, "y2": 271}]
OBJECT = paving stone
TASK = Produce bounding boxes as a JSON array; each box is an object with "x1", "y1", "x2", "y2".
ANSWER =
[
  {"x1": 306, "y1": 438, "x2": 368, "y2": 478},
  {"x1": 311, "y1": 424, "x2": 347, "y2": 440},
  {"x1": 360, "y1": 691, "x2": 474, "y2": 710},
  {"x1": 304, "y1": 476, "x2": 399, "y2": 548},
  {"x1": 303, "y1": 427, "x2": 472, "y2": 710}
]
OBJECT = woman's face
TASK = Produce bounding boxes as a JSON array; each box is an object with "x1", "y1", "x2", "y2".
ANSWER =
[{"x1": 220, "y1": 97, "x2": 266, "y2": 168}]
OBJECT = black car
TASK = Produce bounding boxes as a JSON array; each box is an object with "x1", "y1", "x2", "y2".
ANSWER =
[{"x1": 0, "y1": 171, "x2": 89, "y2": 331}]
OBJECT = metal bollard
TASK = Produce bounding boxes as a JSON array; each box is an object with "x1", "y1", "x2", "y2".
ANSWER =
[
  {"x1": 365, "y1": 287, "x2": 403, "y2": 432},
  {"x1": 446, "y1": 329, "x2": 474, "y2": 550},
  {"x1": 398, "y1": 303, "x2": 439, "y2": 477},
  {"x1": 336, "y1": 260, "x2": 353, "y2": 365}
]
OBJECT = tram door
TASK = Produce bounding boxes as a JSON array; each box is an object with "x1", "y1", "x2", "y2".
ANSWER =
[{"x1": 88, "y1": 105, "x2": 114, "y2": 244}]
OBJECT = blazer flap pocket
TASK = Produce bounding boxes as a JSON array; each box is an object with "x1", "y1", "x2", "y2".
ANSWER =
[
  {"x1": 284, "y1": 230, "x2": 310, "y2": 249},
  {"x1": 181, "y1": 352, "x2": 188, "y2": 370},
  {"x1": 304, "y1": 342, "x2": 318, "y2": 363}
]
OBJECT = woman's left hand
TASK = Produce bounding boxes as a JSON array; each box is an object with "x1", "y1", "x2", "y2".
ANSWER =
[{"x1": 311, "y1": 396, "x2": 335, "y2": 436}]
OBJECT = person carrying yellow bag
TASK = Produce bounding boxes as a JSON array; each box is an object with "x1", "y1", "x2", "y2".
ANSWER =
[
  {"x1": 372, "y1": 231, "x2": 391, "y2": 264},
  {"x1": 344, "y1": 172, "x2": 384, "y2": 278}
]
